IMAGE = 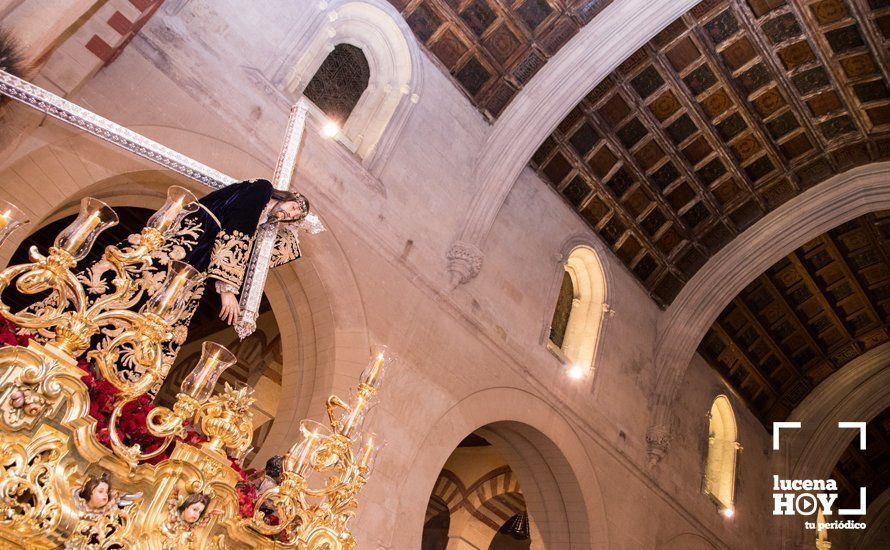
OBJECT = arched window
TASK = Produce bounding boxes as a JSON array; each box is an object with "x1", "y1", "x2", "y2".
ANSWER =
[
  {"x1": 549, "y1": 270, "x2": 574, "y2": 348},
  {"x1": 548, "y1": 246, "x2": 607, "y2": 374},
  {"x1": 303, "y1": 43, "x2": 370, "y2": 125},
  {"x1": 704, "y1": 396, "x2": 739, "y2": 512}
]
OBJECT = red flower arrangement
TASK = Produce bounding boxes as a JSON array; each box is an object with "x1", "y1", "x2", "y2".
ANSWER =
[{"x1": 0, "y1": 318, "x2": 34, "y2": 347}]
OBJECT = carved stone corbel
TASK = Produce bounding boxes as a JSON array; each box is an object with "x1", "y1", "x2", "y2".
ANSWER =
[
  {"x1": 645, "y1": 424, "x2": 671, "y2": 467},
  {"x1": 446, "y1": 241, "x2": 484, "y2": 287}
]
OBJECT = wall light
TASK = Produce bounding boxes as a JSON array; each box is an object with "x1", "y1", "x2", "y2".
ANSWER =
[
  {"x1": 567, "y1": 365, "x2": 584, "y2": 380},
  {"x1": 722, "y1": 507, "x2": 734, "y2": 518},
  {"x1": 321, "y1": 120, "x2": 340, "y2": 138}
]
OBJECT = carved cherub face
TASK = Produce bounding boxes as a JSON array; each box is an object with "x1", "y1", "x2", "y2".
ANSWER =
[
  {"x1": 86, "y1": 481, "x2": 110, "y2": 510},
  {"x1": 181, "y1": 501, "x2": 205, "y2": 524}
]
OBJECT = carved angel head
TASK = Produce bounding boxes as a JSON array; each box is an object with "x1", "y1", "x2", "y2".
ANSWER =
[
  {"x1": 177, "y1": 492, "x2": 211, "y2": 524},
  {"x1": 79, "y1": 473, "x2": 111, "y2": 510}
]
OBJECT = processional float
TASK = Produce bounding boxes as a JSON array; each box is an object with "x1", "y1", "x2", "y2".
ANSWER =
[{"x1": 0, "y1": 69, "x2": 391, "y2": 548}]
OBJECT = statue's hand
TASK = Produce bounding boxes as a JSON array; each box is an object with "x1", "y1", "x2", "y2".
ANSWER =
[{"x1": 219, "y1": 292, "x2": 240, "y2": 325}]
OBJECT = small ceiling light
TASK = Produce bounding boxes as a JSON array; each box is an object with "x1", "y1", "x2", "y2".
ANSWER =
[
  {"x1": 722, "y1": 507, "x2": 734, "y2": 518},
  {"x1": 568, "y1": 365, "x2": 584, "y2": 379},
  {"x1": 321, "y1": 121, "x2": 340, "y2": 138}
]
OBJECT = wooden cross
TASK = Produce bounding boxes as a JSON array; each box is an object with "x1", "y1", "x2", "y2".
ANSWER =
[{"x1": 0, "y1": 69, "x2": 315, "y2": 338}]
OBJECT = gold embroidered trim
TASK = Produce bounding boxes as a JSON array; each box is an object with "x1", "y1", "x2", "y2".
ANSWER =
[
  {"x1": 271, "y1": 228, "x2": 301, "y2": 267},
  {"x1": 208, "y1": 229, "x2": 251, "y2": 287}
]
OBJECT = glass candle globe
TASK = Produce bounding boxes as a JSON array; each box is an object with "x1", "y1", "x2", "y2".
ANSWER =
[
  {"x1": 142, "y1": 260, "x2": 202, "y2": 322},
  {"x1": 180, "y1": 341, "x2": 236, "y2": 403},
  {"x1": 360, "y1": 344, "x2": 397, "y2": 391},
  {"x1": 357, "y1": 431, "x2": 385, "y2": 476},
  {"x1": 53, "y1": 198, "x2": 118, "y2": 260},
  {"x1": 0, "y1": 199, "x2": 28, "y2": 248},
  {"x1": 284, "y1": 419, "x2": 328, "y2": 474},
  {"x1": 147, "y1": 186, "x2": 199, "y2": 233}
]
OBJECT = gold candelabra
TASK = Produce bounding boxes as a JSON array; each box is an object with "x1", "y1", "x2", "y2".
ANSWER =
[
  {"x1": 0, "y1": 189, "x2": 392, "y2": 549},
  {"x1": 242, "y1": 347, "x2": 391, "y2": 547}
]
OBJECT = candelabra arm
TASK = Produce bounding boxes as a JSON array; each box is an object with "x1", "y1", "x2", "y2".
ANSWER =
[
  {"x1": 325, "y1": 395, "x2": 349, "y2": 432},
  {"x1": 146, "y1": 393, "x2": 199, "y2": 439},
  {"x1": 0, "y1": 249, "x2": 81, "y2": 330},
  {"x1": 107, "y1": 397, "x2": 174, "y2": 469},
  {"x1": 87, "y1": 228, "x2": 167, "y2": 315},
  {"x1": 246, "y1": 473, "x2": 306, "y2": 537},
  {"x1": 87, "y1": 311, "x2": 170, "y2": 397}
]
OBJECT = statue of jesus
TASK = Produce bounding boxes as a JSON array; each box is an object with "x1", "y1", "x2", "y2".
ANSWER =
[{"x1": 73, "y1": 178, "x2": 314, "y2": 382}]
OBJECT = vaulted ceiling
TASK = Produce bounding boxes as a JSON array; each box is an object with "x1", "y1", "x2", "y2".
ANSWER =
[
  {"x1": 698, "y1": 211, "x2": 890, "y2": 426},
  {"x1": 529, "y1": 0, "x2": 890, "y2": 307},
  {"x1": 388, "y1": 0, "x2": 613, "y2": 118}
]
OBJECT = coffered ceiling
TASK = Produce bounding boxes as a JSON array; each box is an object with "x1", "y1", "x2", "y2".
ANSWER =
[
  {"x1": 530, "y1": 0, "x2": 890, "y2": 307},
  {"x1": 698, "y1": 211, "x2": 890, "y2": 426},
  {"x1": 388, "y1": 0, "x2": 613, "y2": 118}
]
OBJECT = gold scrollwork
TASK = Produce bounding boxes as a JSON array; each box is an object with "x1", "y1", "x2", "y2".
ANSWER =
[{"x1": 0, "y1": 427, "x2": 65, "y2": 541}]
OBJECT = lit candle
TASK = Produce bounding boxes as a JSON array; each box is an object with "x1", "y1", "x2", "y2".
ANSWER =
[
  {"x1": 340, "y1": 394, "x2": 366, "y2": 437},
  {"x1": 158, "y1": 196, "x2": 184, "y2": 232},
  {"x1": 190, "y1": 349, "x2": 220, "y2": 397},
  {"x1": 288, "y1": 431, "x2": 319, "y2": 474},
  {"x1": 65, "y1": 212, "x2": 100, "y2": 253},
  {"x1": 362, "y1": 353, "x2": 385, "y2": 388},
  {"x1": 359, "y1": 436, "x2": 375, "y2": 470},
  {"x1": 154, "y1": 270, "x2": 189, "y2": 315}
]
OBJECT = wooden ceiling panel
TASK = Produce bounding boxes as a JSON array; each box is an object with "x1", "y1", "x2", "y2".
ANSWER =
[
  {"x1": 529, "y1": 0, "x2": 890, "y2": 307},
  {"x1": 698, "y1": 211, "x2": 890, "y2": 427},
  {"x1": 390, "y1": 0, "x2": 613, "y2": 118}
]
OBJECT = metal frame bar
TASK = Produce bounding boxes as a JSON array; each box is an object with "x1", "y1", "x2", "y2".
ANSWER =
[{"x1": 0, "y1": 69, "x2": 235, "y2": 189}]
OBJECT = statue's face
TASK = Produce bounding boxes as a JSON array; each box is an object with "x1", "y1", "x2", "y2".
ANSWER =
[
  {"x1": 271, "y1": 200, "x2": 306, "y2": 222},
  {"x1": 181, "y1": 502, "x2": 205, "y2": 524},
  {"x1": 88, "y1": 482, "x2": 109, "y2": 509}
]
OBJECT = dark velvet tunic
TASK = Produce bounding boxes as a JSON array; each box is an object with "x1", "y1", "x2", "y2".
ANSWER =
[{"x1": 181, "y1": 179, "x2": 274, "y2": 289}]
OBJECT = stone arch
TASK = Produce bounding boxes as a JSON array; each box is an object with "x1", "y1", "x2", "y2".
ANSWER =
[
  {"x1": 429, "y1": 469, "x2": 466, "y2": 515},
  {"x1": 372, "y1": 387, "x2": 610, "y2": 549},
  {"x1": 647, "y1": 162, "x2": 890, "y2": 464},
  {"x1": 787, "y1": 343, "x2": 890, "y2": 481},
  {"x1": 422, "y1": 494, "x2": 451, "y2": 550},
  {"x1": 0, "y1": 127, "x2": 371, "y2": 465},
  {"x1": 272, "y1": 0, "x2": 421, "y2": 167},
  {"x1": 445, "y1": 0, "x2": 700, "y2": 285},
  {"x1": 465, "y1": 467, "x2": 524, "y2": 528},
  {"x1": 849, "y1": 488, "x2": 890, "y2": 549}
]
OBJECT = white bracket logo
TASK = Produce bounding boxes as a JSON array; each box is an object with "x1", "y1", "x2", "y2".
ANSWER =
[{"x1": 772, "y1": 421, "x2": 867, "y2": 517}]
